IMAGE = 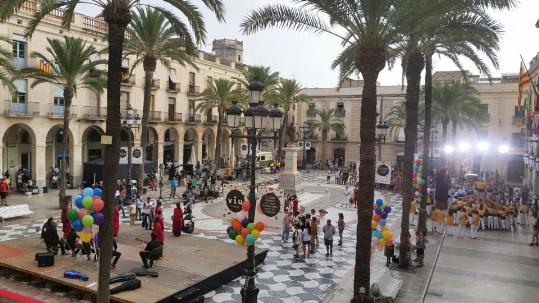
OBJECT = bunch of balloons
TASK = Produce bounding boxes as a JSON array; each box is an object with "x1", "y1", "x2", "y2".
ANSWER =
[
  {"x1": 66, "y1": 187, "x2": 105, "y2": 243},
  {"x1": 371, "y1": 198, "x2": 394, "y2": 250},
  {"x1": 226, "y1": 200, "x2": 265, "y2": 246},
  {"x1": 413, "y1": 156, "x2": 424, "y2": 199}
]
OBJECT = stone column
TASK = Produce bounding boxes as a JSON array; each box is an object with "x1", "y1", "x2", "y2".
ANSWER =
[
  {"x1": 34, "y1": 144, "x2": 47, "y2": 188},
  {"x1": 177, "y1": 140, "x2": 184, "y2": 165},
  {"x1": 195, "y1": 140, "x2": 203, "y2": 163},
  {"x1": 156, "y1": 141, "x2": 164, "y2": 168},
  {"x1": 279, "y1": 147, "x2": 303, "y2": 196},
  {"x1": 71, "y1": 144, "x2": 82, "y2": 187}
]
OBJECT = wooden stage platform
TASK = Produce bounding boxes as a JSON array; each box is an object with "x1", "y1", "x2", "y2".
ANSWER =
[{"x1": 0, "y1": 226, "x2": 266, "y2": 303}]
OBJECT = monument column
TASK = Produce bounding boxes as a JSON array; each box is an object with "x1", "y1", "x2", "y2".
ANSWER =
[{"x1": 279, "y1": 147, "x2": 303, "y2": 196}]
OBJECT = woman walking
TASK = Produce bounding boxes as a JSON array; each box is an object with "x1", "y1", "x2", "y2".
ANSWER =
[
  {"x1": 337, "y1": 213, "x2": 345, "y2": 245},
  {"x1": 172, "y1": 202, "x2": 184, "y2": 237}
]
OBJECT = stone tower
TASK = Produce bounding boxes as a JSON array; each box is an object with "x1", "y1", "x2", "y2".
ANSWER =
[{"x1": 212, "y1": 39, "x2": 244, "y2": 63}]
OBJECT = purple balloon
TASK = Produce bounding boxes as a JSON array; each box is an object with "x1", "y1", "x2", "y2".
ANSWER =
[
  {"x1": 384, "y1": 206, "x2": 392, "y2": 213},
  {"x1": 92, "y1": 212, "x2": 104, "y2": 225},
  {"x1": 226, "y1": 226, "x2": 233, "y2": 234},
  {"x1": 375, "y1": 208, "x2": 383, "y2": 215},
  {"x1": 380, "y1": 212, "x2": 388, "y2": 219},
  {"x1": 95, "y1": 232, "x2": 101, "y2": 246},
  {"x1": 241, "y1": 218, "x2": 249, "y2": 228}
]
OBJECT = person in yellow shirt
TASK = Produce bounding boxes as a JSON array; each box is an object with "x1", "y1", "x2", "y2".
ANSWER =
[
  {"x1": 478, "y1": 205, "x2": 486, "y2": 231},
  {"x1": 437, "y1": 210, "x2": 446, "y2": 234},
  {"x1": 446, "y1": 210, "x2": 455, "y2": 236},
  {"x1": 458, "y1": 210, "x2": 468, "y2": 237},
  {"x1": 520, "y1": 203, "x2": 529, "y2": 227},
  {"x1": 499, "y1": 206, "x2": 507, "y2": 231},
  {"x1": 470, "y1": 210, "x2": 480, "y2": 239}
]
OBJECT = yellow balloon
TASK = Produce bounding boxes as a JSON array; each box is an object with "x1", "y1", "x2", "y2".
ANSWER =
[
  {"x1": 381, "y1": 226, "x2": 389, "y2": 232},
  {"x1": 378, "y1": 238, "x2": 386, "y2": 247},
  {"x1": 235, "y1": 235, "x2": 245, "y2": 245},
  {"x1": 371, "y1": 221, "x2": 378, "y2": 229},
  {"x1": 387, "y1": 232, "x2": 393, "y2": 239},
  {"x1": 251, "y1": 229, "x2": 260, "y2": 239},
  {"x1": 80, "y1": 232, "x2": 91, "y2": 243}
]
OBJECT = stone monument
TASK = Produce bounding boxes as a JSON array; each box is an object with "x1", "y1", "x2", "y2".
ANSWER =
[{"x1": 279, "y1": 147, "x2": 303, "y2": 196}]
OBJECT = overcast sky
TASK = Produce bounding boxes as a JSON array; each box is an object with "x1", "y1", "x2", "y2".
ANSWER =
[{"x1": 80, "y1": 0, "x2": 539, "y2": 88}]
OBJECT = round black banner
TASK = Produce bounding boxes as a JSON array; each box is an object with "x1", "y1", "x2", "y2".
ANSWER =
[
  {"x1": 119, "y1": 149, "x2": 127, "y2": 158},
  {"x1": 226, "y1": 189, "x2": 244, "y2": 213},
  {"x1": 377, "y1": 164, "x2": 390, "y2": 176},
  {"x1": 260, "y1": 192, "x2": 281, "y2": 217},
  {"x1": 132, "y1": 149, "x2": 142, "y2": 158}
]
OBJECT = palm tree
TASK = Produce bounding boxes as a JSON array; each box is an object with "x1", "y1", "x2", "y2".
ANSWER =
[
  {"x1": 306, "y1": 108, "x2": 344, "y2": 166},
  {"x1": 0, "y1": 1, "x2": 225, "y2": 301},
  {"x1": 124, "y1": 7, "x2": 198, "y2": 191},
  {"x1": 22, "y1": 37, "x2": 106, "y2": 209},
  {"x1": 265, "y1": 79, "x2": 310, "y2": 160},
  {"x1": 195, "y1": 78, "x2": 245, "y2": 169},
  {"x1": 237, "y1": 65, "x2": 279, "y2": 90},
  {"x1": 385, "y1": 103, "x2": 407, "y2": 141},
  {"x1": 0, "y1": 36, "x2": 16, "y2": 93},
  {"x1": 241, "y1": 2, "x2": 405, "y2": 298}
]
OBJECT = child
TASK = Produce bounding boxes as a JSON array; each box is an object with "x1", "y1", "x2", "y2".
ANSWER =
[
  {"x1": 292, "y1": 224, "x2": 303, "y2": 258},
  {"x1": 470, "y1": 210, "x2": 480, "y2": 239},
  {"x1": 431, "y1": 208, "x2": 439, "y2": 233},
  {"x1": 458, "y1": 210, "x2": 467, "y2": 237},
  {"x1": 415, "y1": 230, "x2": 425, "y2": 267},
  {"x1": 129, "y1": 200, "x2": 136, "y2": 226},
  {"x1": 446, "y1": 210, "x2": 455, "y2": 236},
  {"x1": 310, "y1": 216, "x2": 318, "y2": 253},
  {"x1": 384, "y1": 243, "x2": 395, "y2": 267},
  {"x1": 337, "y1": 213, "x2": 345, "y2": 246}
]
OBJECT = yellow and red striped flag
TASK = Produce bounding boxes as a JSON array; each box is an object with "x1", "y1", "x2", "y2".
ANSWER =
[{"x1": 519, "y1": 62, "x2": 531, "y2": 106}]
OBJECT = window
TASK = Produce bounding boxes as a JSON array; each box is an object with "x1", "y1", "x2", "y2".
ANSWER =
[
  {"x1": 168, "y1": 98, "x2": 176, "y2": 121},
  {"x1": 189, "y1": 72, "x2": 195, "y2": 85},
  {"x1": 189, "y1": 100, "x2": 195, "y2": 115},
  {"x1": 120, "y1": 91, "x2": 129, "y2": 110},
  {"x1": 12, "y1": 79, "x2": 27, "y2": 104},
  {"x1": 337, "y1": 102, "x2": 344, "y2": 111},
  {"x1": 12, "y1": 34, "x2": 26, "y2": 68},
  {"x1": 150, "y1": 95, "x2": 155, "y2": 111},
  {"x1": 121, "y1": 59, "x2": 129, "y2": 81},
  {"x1": 238, "y1": 55, "x2": 241, "y2": 61},
  {"x1": 308, "y1": 103, "x2": 316, "y2": 110}
]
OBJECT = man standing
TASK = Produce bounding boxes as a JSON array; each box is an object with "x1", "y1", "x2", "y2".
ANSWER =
[
  {"x1": 322, "y1": 219, "x2": 336, "y2": 257},
  {"x1": 0, "y1": 177, "x2": 9, "y2": 206}
]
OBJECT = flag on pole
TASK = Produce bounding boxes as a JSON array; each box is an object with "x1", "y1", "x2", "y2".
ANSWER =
[{"x1": 519, "y1": 62, "x2": 531, "y2": 106}]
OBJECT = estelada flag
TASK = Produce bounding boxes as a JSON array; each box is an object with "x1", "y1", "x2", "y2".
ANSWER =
[{"x1": 519, "y1": 62, "x2": 531, "y2": 106}]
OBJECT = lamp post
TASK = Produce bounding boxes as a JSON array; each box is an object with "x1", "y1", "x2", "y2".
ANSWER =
[
  {"x1": 121, "y1": 104, "x2": 141, "y2": 199},
  {"x1": 299, "y1": 123, "x2": 309, "y2": 169},
  {"x1": 375, "y1": 120, "x2": 388, "y2": 161},
  {"x1": 226, "y1": 81, "x2": 283, "y2": 303}
]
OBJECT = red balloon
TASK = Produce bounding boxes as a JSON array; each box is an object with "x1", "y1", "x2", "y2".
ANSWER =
[
  {"x1": 231, "y1": 218, "x2": 240, "y2": 226},
  {"x1": 242, "y1": 200, "x2": 251, "y2": 211},
  {"x1": 255, "y1": 221, "x2": 265, "y2": 232},
  {"x1": 78, "y1": 208, "x2": 89, "y2": 220},
  {"x1": 373, "y1": 214, "x2": 381, "y2": 222},
  {"x1": 241, "y1": 228, "x2": 249, "y2": 238},
  {"x1": 232, "y1": 221, "x2": 242, "y2": 233},
  {"x1": 93, "y1": 198, "x2": 104, "y2": 212}
]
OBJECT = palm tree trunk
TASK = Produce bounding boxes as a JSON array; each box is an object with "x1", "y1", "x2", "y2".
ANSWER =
[
  {"x1": 400, "y1": 51, "x2": 425, "y2": 269},
  {"x1": 451, "y1": 118, "x2": 458, "y2": 175},
  {"x1": 352, "y1": 46, "x2": 386, "y2": 302},
  {"x1": 418, "y1": 55, "x2": 432, "y2": 232},
  {"x1": 441, "y1": 120, "x2": 448, "y2": 145},
  {"x1": 138, "y1": 64, "x2": 155, "y2": 192},
  {"x1": 277, "y1": 112, "x2": 289, "y2": 161},
  {"x1": 321, "y1": 136, "x2": 326, "y2": 166},
  {"x1": 98, "y1": 3, "x2": 131, "y2": 302},
  {"x1": 58, "y1": 90, "x2": 73, "y2": 209},
  {"x1": 214, "y1": 109, "x2": 223, "y2": 170}
]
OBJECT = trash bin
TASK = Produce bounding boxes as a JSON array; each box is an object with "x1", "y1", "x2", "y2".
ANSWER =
[{"x1": 42, "y1": 186, "x2": 48, "y2": 194}]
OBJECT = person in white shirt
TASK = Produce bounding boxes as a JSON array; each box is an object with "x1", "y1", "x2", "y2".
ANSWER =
[
  {"x1": 302, "y1": 221, "x2": 311, "y2": 258},
  {"x1": 322, "y1": 219, "x2": 336, "y2": 257},
  {"x1": 293, "y1": 223, "x2": 303, "y2": 258}
]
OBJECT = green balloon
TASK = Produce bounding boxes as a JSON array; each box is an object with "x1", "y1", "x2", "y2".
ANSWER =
[
  {"x1": 67, "y1": 209, "x2": 78, "y2": 221},
  {"x1": 82, "y1": 214, "x2": 94, "y2": 227},
  {"x1": 247, "y1": 223, "x2": 255, "y2": 231},
  {"x1": 228, "y1": 231, "x2": 238, "y2": 240},
  {"x1": 82, "y1": 196, "x2": 93, "y2": 210}
]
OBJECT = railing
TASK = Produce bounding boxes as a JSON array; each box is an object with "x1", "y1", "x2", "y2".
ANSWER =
[
  {"x1": 220, "y1": 58, "x2": 232, "y2": 67},
  {"x1": 3, "y1": 101, "x2": 39, "y2": 116},
  {"x1": 81, "y1": 106, "x2": 106, "y2": 120},
  {"x1": 335, "y1": 109, "x2": 346, "y2": 118},
  {"x1": 148, "y1": 111, "x2": 162, "y2": 122},
  {"x1": 203, "y1": 53, "x2": 216, "y2": 62},
  {"x1": 121, "y1": 108, "x2": 139, "y2": 117},
  {"x1": 330, "y1": 135, "x2": 348, "y2": 142},
  {"x1": 168, "y1": 81, "x2": 179, "y2": 92},
  {"x1": 48, "y1": 104, "x2": 77, "y2": 118},
  {"x1": 186, "y1": 114, "x2": 201, "y2": 123},
  {"x1": 83, "y1": 16, "x2": 108, "y2": 33},
  {"x1": 306, "y1": 133, "x2": 319, "y2": 140},
  {"x1": 12, "y1": 57, "x2": 27, "y2": 69},
  {"x1": 151, "y1": 79, "x2": 160, "y2": 89},
  {"x1": 187, "y1": 85, "x2": 200, "y2": 97},
  {"x1": 205, "y1": 115, "x2": 218, "y2": 124},
  {"x1": 21, "y1": 1, "x2": 36, "y2": 12},
  {"x1": 121, "y1": 75, "x2": 135, "y2": 86},
  {"x1": 22, "y1": 1, "x2": 63, "y2": 21},
  {"x1": 306, "y1": 109, "x2": 317, "y2": 117},
  {"x1": 167, "y1": 112, "x2": 182, "y2": 123}
]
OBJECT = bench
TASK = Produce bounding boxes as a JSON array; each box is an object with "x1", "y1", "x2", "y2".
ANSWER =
[
  {"x1": 0, "y1": 204, "x2": 34, "y2": 222},
  {"x1": 371, "y1": 268, "x2": 402, "y2": 300}
]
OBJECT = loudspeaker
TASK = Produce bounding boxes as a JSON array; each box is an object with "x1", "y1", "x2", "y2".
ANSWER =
[{"x1": 35, "y1": 252, "x2": 54, "y2": 267}]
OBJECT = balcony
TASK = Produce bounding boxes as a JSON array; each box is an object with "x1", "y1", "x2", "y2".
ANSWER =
[
  {"x1": 204, "y1": 115, "x2": 218, "y2": 124},
  {"x1": 186, "y1": 114, "x2": 201, "y2": 123},
  {"x1": 3, "y1": 101, "x2": 39, "y2": 117},
  {"x1": 21, "y1": 1, "x2": 63, "y2": 22},
  {"x1": 121, "y1": 108, "x2": 139, "y2": 117},
  {"x1": 148, "y1": 111, "x2": 162, "y2": 123},
  {"x1": 151, "y1": 79, "x2": 160, "y2": 90},
  {"x1": 121, "y1": 75, "x2": 135, "y2": 86},
  {"x1": 187, "y1": 85, "x2": 200, "y2": 97},
  {"x1": 167, "y1": 112, "x2": 182, "y2": 123},
  {"x1": 335, "y1": 109, "x2": 346, "y2": 118},
  {"x1": 13, "y1": 57, "x2": 27, "y2": 69},
  {"x1": 81, "y1": 106, "x2": 106, "y2": 120},
  {"x1": 168, "y1": 81, "x2": 179, "y2": 93},
  {"x1": 306, "y1": 109, "x2": 317, "y2": 117},
  {"x1": 330, "y1": 135, "x2": 348, "y2": 142},
  {"x1": 48, "y1": 105, "x2": 77, "y2": 119},
  {"x1": 83, "y1": 16, "x2": 108, "y2": 33}
]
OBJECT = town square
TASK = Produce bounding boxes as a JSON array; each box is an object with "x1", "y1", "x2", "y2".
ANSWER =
[{"x1": 0, "y1": 1, "x2": 538, "y2": 303}]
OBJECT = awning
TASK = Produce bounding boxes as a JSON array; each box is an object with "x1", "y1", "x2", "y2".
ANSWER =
[
  {"x1": 53, "y1": 85, "x2": 64, "y2": 98},
  {"x1": 122, "y1": 58, "x2": 129, "y2": 68},
  {"x1": 169, "y1": 68, "x2": 178, "y2": 83},
  {"x1": 12, "y1": 34, "x2": 26, "y2": 42},
  {"x1": 13, "y1": 79, "x2": 27, "y2": 93}
]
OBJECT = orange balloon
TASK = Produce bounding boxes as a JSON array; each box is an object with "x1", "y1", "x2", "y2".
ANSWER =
[
  {"x1": 232, "y1": 221, "x2": 242, "y2": 233},
  {"x1": 255, "y1": 221, "x2": 265, "y2": 232},
  {"x1": 373, "y1": 214, "x2": 381, "y2": 222}
]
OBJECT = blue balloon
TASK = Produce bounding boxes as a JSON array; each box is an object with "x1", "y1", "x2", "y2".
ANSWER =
[
  {"x1": 246, "y1": 234, "x2": 255, "y2": 246},
  {"x1": 226, "y1": 226, "x2": 233, "y2": 234},
  {"x1": 380, "y1": 212, "x2": 388, "y2": 219},
  {"x1": 374, "y1": 230, "x2": 382, "y2": 239},
  {"x1": 93, "y1": 188, "x2": 102, "y2": 197},
  {"x1": 380, "y1": 219, "x2": 387, "y2": 226},
  {"x1": 376, "y1": 199, "x2": 383, "y2": 207},
  {"x1": 384, "y1": 206, "x2": 392, "y2": 214},
  {"x1": 72, "y1": 219, "x2": 83, "y2": 232},
  {"x1": 74, "y1": 195, "x2": 83, "y2": 209},
  {"x1": 82, "y1": 187, "x2": 94, "y2": 198},
  {"x1": 375, "y1": 208, "x2": 383, "y2": 215}
]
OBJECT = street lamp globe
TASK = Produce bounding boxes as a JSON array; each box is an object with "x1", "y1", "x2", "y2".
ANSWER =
[
  {"x1": 254, "y1": 102, "x2": 269, "y2": 130},
  {"x1": 244, "y1": 105, "x2": 255, "y2": 130},
  {"x1": 247, "y1": 81, "x2": 264, "y2": 104},
  {"x1": 226, "y1": 102, "x2": 243, "y2": 129},
  {"x1": 268, "y1": 104, "x2": 284, "y2": 131}
]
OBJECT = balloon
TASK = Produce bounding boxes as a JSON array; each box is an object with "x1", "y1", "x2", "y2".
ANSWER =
[
  {"x1": 231, "y1": 218, "x2": 240, "y2": 226},
  {"x1": 82, "y1": 196, "x2": 93, "y2": 210},
  {"x1": 241, "y1": 228, "x2": 249, "y2": 238},
  {"x1": 228, "y1": 231, "x2": 238, "y2": 240},
  {"x1": 382, "y1": 230, "x2": 391, "y2": 240},
  {"x1": 373, "y1": 214, "x2": 381, "y2": 222},
  {"x1": 92, "y1": 198, "x2": 104, "y2": 212},
  {"x1": 380, "y1": 212, "x2": 388, "y2": 219},
  {"x1": 371, "y1": 221, "x2": 378, "y2": 229},
  {"x1": 374, "y1": 230, "x2": 382, "y2": 239},
  {"x1": 371, "y1": 238, "x2": 378, "y2": 247},
  {"x1": 74, "y1": 195, "x2": 83, "y2": 209},
  {"x1": 255, "y1": 221, "x2": 265, "y2": 232},
  {"x1": 380, "y1": 219, "x2": 387, "y2": 226},
  {"x1": 92, "y1": 212, "x2": 104, "y2": 225},
  {"x1": 384, "y1": 206, "x2": 392, "y2": 213},
  {"x1": 72, "y1": 219, "x2": 83, "y2": 232},
  {"x1": 247, "y1": 223, "x2": 255, "y2": 231},
  {"x1": 378, "y1": 238, "x2": 386, "y2": 247},
  {"x1": 226, "y1": 226, "x2": 233, "y2": 234},
  {"x1": 415, "y1": 191, "x2": 421, "y2": 198},
  {"x1": 93, "y1": 188, "x2": 102, "y2": 197},
  {"x1": 242, "y1": 200, "x2": 251, "y2": 211},
  {"x1": 235, "y1": 235, "x2": 245, "y2": 245},
  {"x1": 415, "y1": 159, "x2": 421, "y2": 165},
  {"x1": 375, "y1": 208, "x2": 382, "y2": 215},
  {"x1": 232, "y1": 221, "x2": 242, "y2": 233},
  {"x1": 80, "y1": 232, "x2": 91, "y2": 243},
  {"x1": 376, "y1": 199, "x2": 383, "y2": 206},
  {"x1": 373, "y1": 204, "x2": 378, "y2": 210},
  {"x1": 82, "y1": 215, "x2": 94, "y2": 227},
  {"x1": 95, "y1": 232, "x2": 101, "y2": 246},
  {"x1": 67, "y1": 209, "x2": 78, "y2": 221},
  {"x1": 386, "y1": 239, "x2": 393, "y2": 246},
  {"x1": 83, "y1": 226, "x2": 92, "y2": 234},
  {"x1": 241, "y1": 218, "x2": 249, "y2": 228},
  {"x1": 245, "y1": 234, "x2": 255, "y2": 246},
  {"x1": 251, "y1": 229, "x2": 260, "y2": 239},
  {"x1": 78, "y1": 208, "x2": 89, "y2": 220},
  {"x1": 381, "y1": 226, "x2": 389, "y2": 232},
  {"x1": 82, "y1": 187, "x2": 94, "y2": 198}
]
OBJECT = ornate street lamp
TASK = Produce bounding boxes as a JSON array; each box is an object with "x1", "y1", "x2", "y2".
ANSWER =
[
  {"x1": 524, "y1": 152, "x2": 529, "y2": 165},
  {"x1": 226, "y1": 81, "x2": 284, "y2": 303},
  {"x1": 375, "y1": 120, "x2": 389, "y2": 161},
  {"x1": 535, "y1": 157, "x2": 539, "y2": 175},
  {"x1": 299, "y1": 123, "x2": 309, "y2": 169},
  {"x1": 121, "y1": 104, "x2": 141, "y2": 199}
]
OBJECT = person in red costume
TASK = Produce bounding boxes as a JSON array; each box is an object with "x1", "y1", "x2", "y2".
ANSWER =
[
  {"x1": 154, "y1": 213, "x2": 164, "y2": 244},
  {"x1": 61, "y1": 200, "x2": 72, "y2": 239},
  {"x1": 172, "y1": 202, "x2": 183, "y2": 237},
  {"x1": 113, "y1": 204, "x2": 120, "y2": 237}
]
